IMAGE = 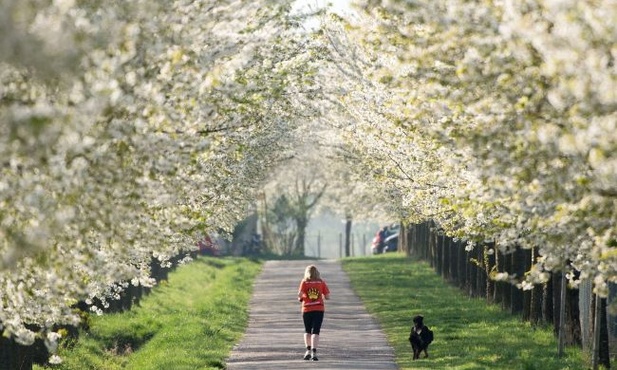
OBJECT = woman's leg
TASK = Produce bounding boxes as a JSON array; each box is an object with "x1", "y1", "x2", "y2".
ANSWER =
[
  {"x1": 310, "y1": 311, "x2": 324, "y2": 360},
  {"x1": 311, "y1": 333, "x2": 319, "y2": 349},
  {"x1": 302, "y1": 313, "x2": 313, "y2": 359}
]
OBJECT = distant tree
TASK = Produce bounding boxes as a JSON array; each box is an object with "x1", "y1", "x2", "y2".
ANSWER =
[
  {"x1": 290, "y1": 177, "x2": 327, "y2": 254},
  {"x1": 267, "y1": 194, "x2": 297, "y2": 255},
  {"x1": 265, "y1": 176, "x2": 326, "y2": 256}
]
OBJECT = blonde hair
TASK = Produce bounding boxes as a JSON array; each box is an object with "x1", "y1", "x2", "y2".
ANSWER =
[{"x1": 304, "y1": 265, "x2": 321, "y2": 281}]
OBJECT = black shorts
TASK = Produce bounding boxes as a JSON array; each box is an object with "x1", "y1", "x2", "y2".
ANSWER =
[{"x1": 302, "y1": 311, "x2": 325, "y2": 335}]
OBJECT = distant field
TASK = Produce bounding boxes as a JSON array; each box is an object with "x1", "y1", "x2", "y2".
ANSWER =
[{"x1": 342, "y1": 254, "x2": 588, "y2": 370}]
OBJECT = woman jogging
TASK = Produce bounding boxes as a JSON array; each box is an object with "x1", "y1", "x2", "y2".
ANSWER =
[{"x1": 298, "y1": 264, "x2": 330, "y2": 361}]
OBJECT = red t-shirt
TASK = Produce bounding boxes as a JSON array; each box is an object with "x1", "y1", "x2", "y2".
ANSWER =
[{"x1": 298, "y1": 279, "x2": 330, "y2": 313}]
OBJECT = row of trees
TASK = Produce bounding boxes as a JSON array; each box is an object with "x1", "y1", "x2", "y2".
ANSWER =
[
  {"x1": 1, "y1": 0, "x2": 616, "y2": 367},
  {"x1": 403, "y1": 221, "x2": 612, "y2": 367},
  {"x1": 318, "y1": 0, "x2": 616, "y2": 303},
  {"x1": 313, "y1": 1, "x2": 616, "y2": 367},
  {"x1": 0, "y1": 0, "x2": 325, "y2": 362}
]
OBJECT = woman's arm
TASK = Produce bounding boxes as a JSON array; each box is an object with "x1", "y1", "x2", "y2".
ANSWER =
[{"x1": 298, "y1": 281, "x2": 304, "y2": 301}]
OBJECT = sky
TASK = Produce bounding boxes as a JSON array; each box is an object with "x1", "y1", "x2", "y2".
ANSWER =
[
  {"x1": 292, "y1": 0, "x2": 357, "y2": 29},
  {"x1": 293, "y1": 0, "x2": 354, "y2": 14}
]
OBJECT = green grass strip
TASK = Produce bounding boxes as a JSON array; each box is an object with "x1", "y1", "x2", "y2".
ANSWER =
[
  {"x1": 41, "y1": 256, "x2": 261, "y2": 370},
  {"x1": 342, "y1": 254, "x2": 588, "y2": 370}
]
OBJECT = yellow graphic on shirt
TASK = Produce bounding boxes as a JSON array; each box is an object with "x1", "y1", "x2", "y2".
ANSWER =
[{"x1": 307, "y1": 287, "x2": 320, "y2": 301}]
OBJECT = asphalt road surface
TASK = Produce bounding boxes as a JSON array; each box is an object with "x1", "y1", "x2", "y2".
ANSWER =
[{"x1": 225, "y1": 259, "x2": 398, "y2": 370}]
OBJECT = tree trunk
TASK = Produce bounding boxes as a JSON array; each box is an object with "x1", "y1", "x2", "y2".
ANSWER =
[
  {"x1": 529, "y1": 248, "x2": 543, "y2": 325},
  {"x1": 510, "y1": 248, "x2": 524, "y2": 314},
  {"x1": 543, "y1": 277, "x2": 554, "y2": 324},
  {"x1": 503, "y1": 250, "x2": 512, "y2": 311},
  {"x1": 344, "y1": 216, "x2": 352, "y2": 257},
  {"x1": 599, "y1": 297, "x2": 611, "y2": 369},
  {"x1": 400, "y1": 221, "x2": 409, "y2": 255},
  {"x1": 435, "y1": 234, "x2": 443, "y2": 276},
  {"x1": 0, "y1": 336, "x2": 33, "y2": 370},
  {"x1": 558, "y1": 271, "x2": 567, "y2": 356},
  {"x1": 485, "y1": 244, "x2": 496, "y2": 304},
  {"x1": 522, "y1": 249, "x2": 532, "y2": 321},
  {"x1": 295, "y1": 215, "x2": 308, "y2": 255},
  {"x1": 476, "y1": 247, "x2": 486, "y2": 299}
]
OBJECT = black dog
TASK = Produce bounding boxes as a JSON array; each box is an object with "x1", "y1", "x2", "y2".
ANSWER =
[{"x1": 408, "y1": 315, "x2": 433, "y2": 360}]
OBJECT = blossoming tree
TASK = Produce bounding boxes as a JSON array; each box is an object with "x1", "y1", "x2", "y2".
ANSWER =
[
  {"x1": 0, "y1": 0, "x2": 318, "y2": 359},
  {"x1": 1, "y1": 0, "x2": 615, "y2": 365}
]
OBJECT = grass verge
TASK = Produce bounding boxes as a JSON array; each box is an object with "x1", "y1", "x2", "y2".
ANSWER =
[
  {"x1": 342, "y1": 253, "x2": 588, "y2": 370},
  {"x1": 37, "y1": 256, "x2": 262, "y2": 370}
]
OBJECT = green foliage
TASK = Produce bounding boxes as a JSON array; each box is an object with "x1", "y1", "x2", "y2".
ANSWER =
[
  {"x1": 266, "y1": 193, "x2": 298, "y2": 255},
  {"x1": 38, "y1": 257, "x2": 261, "y2": 370},
  {"x1": 342, "y1": 254, "x2": 587, "y2": 370},
  {"x1": 270, "y1": 194, "x2": 295, "y2": 228}
]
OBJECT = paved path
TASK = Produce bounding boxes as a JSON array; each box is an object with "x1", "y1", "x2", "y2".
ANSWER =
[{"x1": 225, "y1": 260, "x2": 398, "y2": 370}]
